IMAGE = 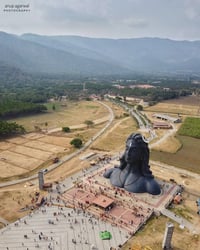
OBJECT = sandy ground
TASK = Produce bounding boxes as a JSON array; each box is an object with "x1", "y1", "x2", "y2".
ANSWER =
[{"x1": 0, "y1": 133, "x2": 72, "y2": 179}]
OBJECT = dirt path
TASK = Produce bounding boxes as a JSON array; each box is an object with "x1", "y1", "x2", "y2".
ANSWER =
[
  {"x1": 98, "y1": 116, "x2": 130, "y2": 137},
  {"x1": 47, "y1": 115, "x2": 110, "y2": 133},
  {"x1": 150, "y1": 123, "x2": 177, "y2": 148}
]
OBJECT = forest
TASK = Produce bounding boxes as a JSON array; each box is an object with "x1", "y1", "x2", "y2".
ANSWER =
[
  {"x1": 0, "y1": 67, "x2": 199, "y2": 136},
  {"x1": 0, "y1": 120, "x2": 25, "y2": 137},
  {"x1": 0, "y1": 74, "x2": 196, "y2": 103},
  {"x1": 0, "y1": 99, "x2": 47, "y2": 119}
]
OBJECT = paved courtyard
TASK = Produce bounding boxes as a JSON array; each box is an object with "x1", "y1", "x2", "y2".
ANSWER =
[
  {"x1": 61, "y1": 162, "x2": 180, "y2": 235},
  {"x1": 0, "y1": 205, "x2": 128, "y2": 250}
]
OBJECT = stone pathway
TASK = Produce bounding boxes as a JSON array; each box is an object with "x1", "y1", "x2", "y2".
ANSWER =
[{"x1": 161, "y1": 208, "x2": 200, "y2": 234}]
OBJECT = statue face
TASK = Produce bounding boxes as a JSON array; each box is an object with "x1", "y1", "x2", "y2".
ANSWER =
[{"x1": 124, "y1": 138, "x2": 141, "y2": 163}]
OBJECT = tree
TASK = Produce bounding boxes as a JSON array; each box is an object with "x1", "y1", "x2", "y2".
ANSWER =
[
  {"x1": 62, "y1": 126, "x2": 71, "y2": 133},
  {"x1": 137, "y1": 105, "x2": 143, "y2": 111},
  {"x1": 123, "y1": 113, "x2": 129, "y2": 117},
  {"x1": 0, "y1": 99, "x2": 47, "y2": 118},
  {"x1": 115, "y1": 96, "x2": 122, "y2": 102},
  {"x1": 34, "y1": 125, "x2": 41, "y2": 132},
  {"x1": 52, "y1": 104, "x2": 56, "y2": 111},
  {"x1": 0, "y1": 121, "x2": 25, "y2": 137},
  {"x1": 70, "y1": 138, "x2": 83, "y2": 148},
  {"x1": 84, "y1": 120, "x2": 94, "y2": 128}
]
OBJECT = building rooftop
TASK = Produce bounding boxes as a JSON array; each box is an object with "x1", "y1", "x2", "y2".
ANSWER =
[{"x1": 92, "y1": 194, "x2": 114, "y2": 209}]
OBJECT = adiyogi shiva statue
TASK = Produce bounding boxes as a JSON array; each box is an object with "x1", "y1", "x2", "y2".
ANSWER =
[{"x1": 103, "y1": 133, "x2": 161, "y2": 195}]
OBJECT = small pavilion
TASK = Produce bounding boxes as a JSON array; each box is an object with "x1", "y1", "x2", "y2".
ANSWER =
[{"x1": 92, "y1": 195, "x2": 114, "y2": 210}]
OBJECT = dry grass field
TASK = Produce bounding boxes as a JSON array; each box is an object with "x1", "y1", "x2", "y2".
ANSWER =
[
  {"x1": 8, "y1": 100, "x2": 109, "y2": 132},
  {"x1": 0, "y1": 133, "x2": 68, "y2": 181},
  {"x1": 122, "y1": 215, "x2": 200, "y2": 250},
  {"x1": 91, "y1": 116, "x2": 138, "y2": 152},
  {"x1": 145, "y1": 95, "x2": 200, "y2": 116},
  {"x1": 162, "y1": 95, "x2": 200, "y2": 106},
  {"x1": 0, "y1": 100, "x2": 112, "y2": 181},
  {"x1": 151, "y1": 135, "x2": 200, "y2": 174},
  {"x1": 145, "y1": 95, "x2": 200, "y2": 173},
  {"x1": 150, "y1": 133, "x2": 182, "y2": 153},
  {"x1": 0, "y1": 185, "x2": 47, "y2": 221}
]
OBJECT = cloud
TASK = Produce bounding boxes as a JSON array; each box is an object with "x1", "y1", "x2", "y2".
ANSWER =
[
  {"x1": 27, "y1": 0, "x2": 111, "y2": 36},
  {"x1": 122, "y1": 17, "x2": 148, "y2": 28},
  {"x1": 184, "y1": 0, "x2": 200, "y2": 20},
  {"x1": 0, "y1": 0, "x2": 200, "y2": 40},
  {"x1": 34, "y1": 0, "x2": 110, "y2": 22}
]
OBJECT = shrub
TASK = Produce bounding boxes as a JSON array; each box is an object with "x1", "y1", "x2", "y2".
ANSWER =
[
  {"x1": 70, "y1": 138, "x2": 83, "y2": 148},
  {"x1": 62, "y1": 127, "x2": 71, "y2": 133}
]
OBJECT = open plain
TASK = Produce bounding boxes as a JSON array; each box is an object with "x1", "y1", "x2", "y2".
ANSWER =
[{"x1": 0, "y1": 96, "x2": 200, "y2": 249}]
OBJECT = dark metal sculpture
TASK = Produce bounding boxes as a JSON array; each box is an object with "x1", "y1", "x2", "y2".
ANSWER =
[{"x1": 104, "y1": 133, "x2": 161, "y2": 195}]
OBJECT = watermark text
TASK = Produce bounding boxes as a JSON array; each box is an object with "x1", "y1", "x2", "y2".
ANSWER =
[{"x1": 3, "y1": 4, "x2": 30, "y2": 12}]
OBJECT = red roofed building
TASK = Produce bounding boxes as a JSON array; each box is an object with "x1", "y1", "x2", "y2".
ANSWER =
[
  {"x1": 92, "y1": 195, "x2": 114, "y2": 210},
  {"x1": 153, "y1": 122, "x2": 172, "y2": 129}
]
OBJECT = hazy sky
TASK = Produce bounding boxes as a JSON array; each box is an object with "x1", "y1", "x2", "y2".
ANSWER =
[{"x1": 0, "y1": 0, "x2": 200, "y2": 40}]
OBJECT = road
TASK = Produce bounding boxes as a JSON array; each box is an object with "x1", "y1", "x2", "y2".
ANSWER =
[
  {"x1": 161, "y1": 208, "x2": 200, "y2": 234},
  {"x1": 0, "y1": 101, "x2": 114, "y2": 188},
  {"x1": 150, "y1": 123, "x2": 177, "y2": 148}
]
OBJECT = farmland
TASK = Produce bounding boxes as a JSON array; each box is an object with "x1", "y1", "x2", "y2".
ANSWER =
[
  {"x1": 151, "y1": 135, "x2": 200, "y2": 174},
  {"x1": 145, "y1": 95, "x2": 200, "y2": 173},
  {"x1": 178, "y1": 117, "x2": 200, "y2": 139},
  {"x1": 145, "y1": 95, "x2": 200, "y2": 116}
]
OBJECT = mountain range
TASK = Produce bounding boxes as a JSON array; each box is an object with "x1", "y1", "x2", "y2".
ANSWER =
[{"x1": 1, "y1": 31, "x2": 200, "y2": 76}]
